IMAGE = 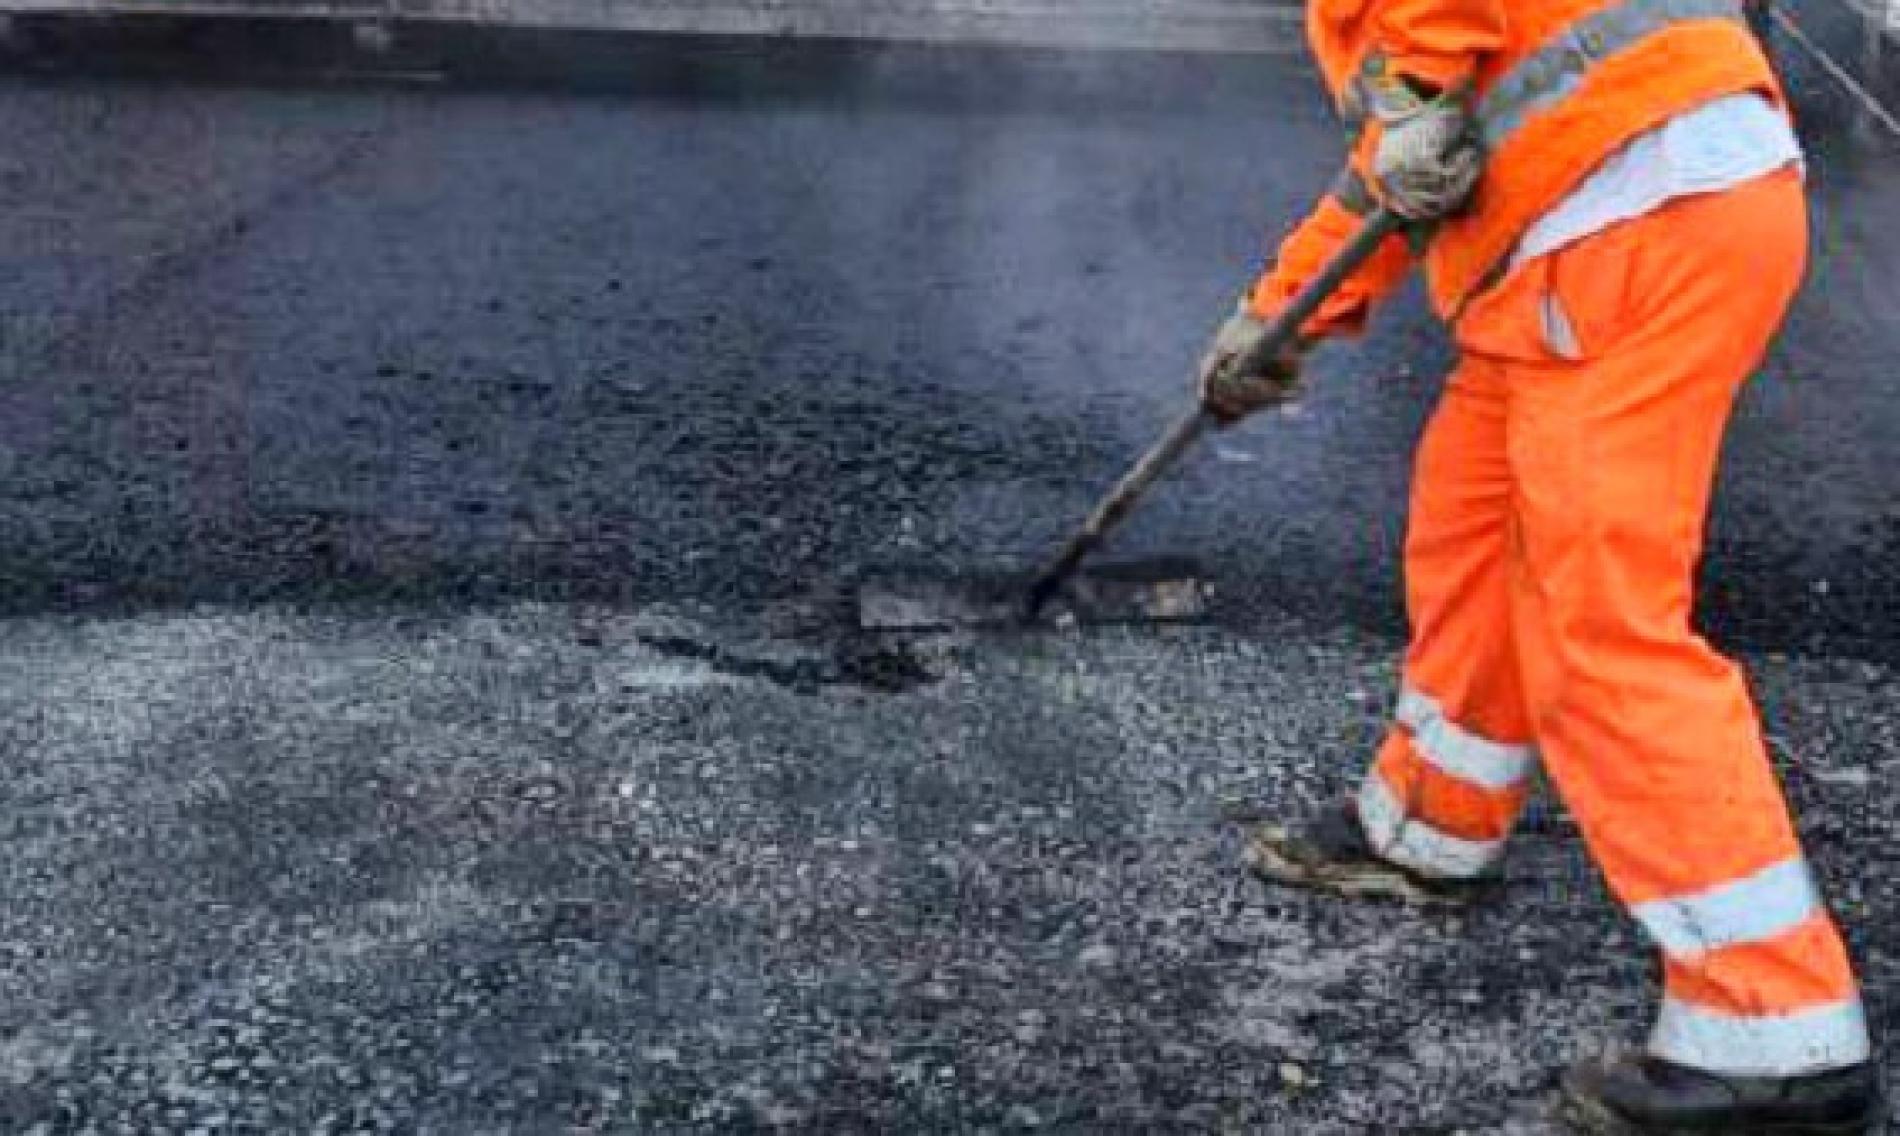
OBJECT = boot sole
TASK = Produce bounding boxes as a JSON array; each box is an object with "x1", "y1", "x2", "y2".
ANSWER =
[
  {"x1": 1558, "y1": 1085, "x2": 1888, "y2": 1135},
  {"x1": 1243, "y1": 828, "x2": 1478, "y2": 907}
]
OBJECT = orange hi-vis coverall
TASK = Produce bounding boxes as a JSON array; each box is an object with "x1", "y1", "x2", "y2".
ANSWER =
[{"x1": 1253, "y1": 0, "x2": 1871, "y2": 1079}]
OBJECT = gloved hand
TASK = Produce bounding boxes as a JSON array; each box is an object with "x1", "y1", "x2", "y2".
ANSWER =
[
  {"x1": 1363, "y1": 76, "x2": 1483, "y2": 221},
  {"x1": 1196, "y1": 301, "x2": 1310, "y2": 426}
]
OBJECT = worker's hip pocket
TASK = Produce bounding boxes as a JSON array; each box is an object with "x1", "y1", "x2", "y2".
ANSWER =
[{"x1": 1452, "y1": 224, "x2": 1638, "y2": 365}]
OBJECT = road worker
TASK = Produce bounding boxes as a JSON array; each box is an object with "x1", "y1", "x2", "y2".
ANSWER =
[{"x1": 1198, "y1": 0, "x2": 1885, "y2": 1128}]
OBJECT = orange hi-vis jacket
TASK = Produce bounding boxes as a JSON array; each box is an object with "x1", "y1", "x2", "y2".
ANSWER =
[{"x1": 1250, "y1": 0, "x2": 1785, "y2": 333}]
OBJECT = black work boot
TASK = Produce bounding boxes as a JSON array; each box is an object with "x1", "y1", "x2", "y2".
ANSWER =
[
  {"x1": 1242, "y1": 796, "x2": 1497, "y2": 905},
  {"x1": 1560, "y1": 1050, "x2": 1886, "y2": 1135}
]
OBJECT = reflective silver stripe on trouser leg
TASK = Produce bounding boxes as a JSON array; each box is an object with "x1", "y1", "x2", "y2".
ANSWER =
[
  {"x1": 1354, "y1": 686, "x2": 1532, "y2": 881},
  {"x1": 1352, "y1": 691, "x2": 1527, "y2": 877},
  {"x1": 1394, "y1": 687, "x2": 1535, "y2": 790},
  {"x1": 1634, "y1": 857, "x2": 1872, "y2": 1075},
  {"x1": 1356, "y1": 774, "x2": 1507, "y2": 880},
  {"x1": 1631, "y1": 857, "x2": 1822, "y2": 957},
  {"x1": 1651, "y1": 999, "x2": 1871, "y2": 1077}
]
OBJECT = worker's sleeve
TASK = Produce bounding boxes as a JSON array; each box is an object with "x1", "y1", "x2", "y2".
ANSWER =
[
  {"x1": 1345, "y1": 0, "x2": 1506, "y2": 185},
  {"x1": 1368, "y1": 0, "x2": 1506, "y2": 92},
  {"x1": 1245, "y1": 178, "x2": 1415, "y2": 338},
  {"x1": 1247, "y1": 0, "x2": 1502, "y2": 337}
]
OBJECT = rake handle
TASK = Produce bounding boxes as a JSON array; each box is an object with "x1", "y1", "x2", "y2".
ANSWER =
[{"x1": 1023, "y1": 206, "x2": 1407, "y2": 621}]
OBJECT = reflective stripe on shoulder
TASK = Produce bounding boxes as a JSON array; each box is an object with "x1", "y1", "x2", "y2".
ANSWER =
[
  {"x1": 1650, "y1": 997, "x2": 1872, "y2": 1077},
  {"x1": 1631, "y1": 858, "x2": 1823, "y2": 958},
  {"x1": 1396, "y1": 687, "x2": 1535, "y2": 791},
  {"x1": 1357, "y1": 772, "x2": 1507, "y2": 880},
  {"x1": 1478, "y1": 0, "x2": 1747, "y2": 147}
]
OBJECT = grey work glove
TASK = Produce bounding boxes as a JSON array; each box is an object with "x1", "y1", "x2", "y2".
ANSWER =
[
  {"x1": 1365, "y1": 77, "x2": 1483, "y2": 221},
  {"x1": 1196, "y1": 302, "x2": 1309, "y2": 427}
]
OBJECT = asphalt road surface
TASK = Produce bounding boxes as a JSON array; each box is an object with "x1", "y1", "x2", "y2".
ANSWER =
[{"x1": 1, "y1": 29, "x2": 1897, "y2": 1134}]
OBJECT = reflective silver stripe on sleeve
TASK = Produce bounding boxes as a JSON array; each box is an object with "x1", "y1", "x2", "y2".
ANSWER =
[
  {"x1": 1477, "y1": 0, "x2": 1747, "y2": 147},
  {"x1": 1331, "y1": 167, "x2": 1379, "y2": 217},
  {"x1": 1356, "y1": 772, "x2": 1507, "y2": 880},
  {"x1": 1396, "y1": 687, "x2": 1535, "y2": 791},
  {"x1": 1631, "y1": 858, "x2": 1823, "y2": 958},
  {"x1": 1650, "y1": 997, "x2": 1872, "y2": 1077}
]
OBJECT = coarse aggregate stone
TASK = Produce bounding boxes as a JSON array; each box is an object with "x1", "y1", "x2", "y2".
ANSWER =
[{"x1": 0, "y1": 602, "x2": 1894, "y2": 1132}]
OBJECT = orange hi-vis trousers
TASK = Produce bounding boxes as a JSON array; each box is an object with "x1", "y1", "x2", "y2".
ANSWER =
[{"x1": 1356, "y1": 166, "x2": 1870, "y2": 1077}]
